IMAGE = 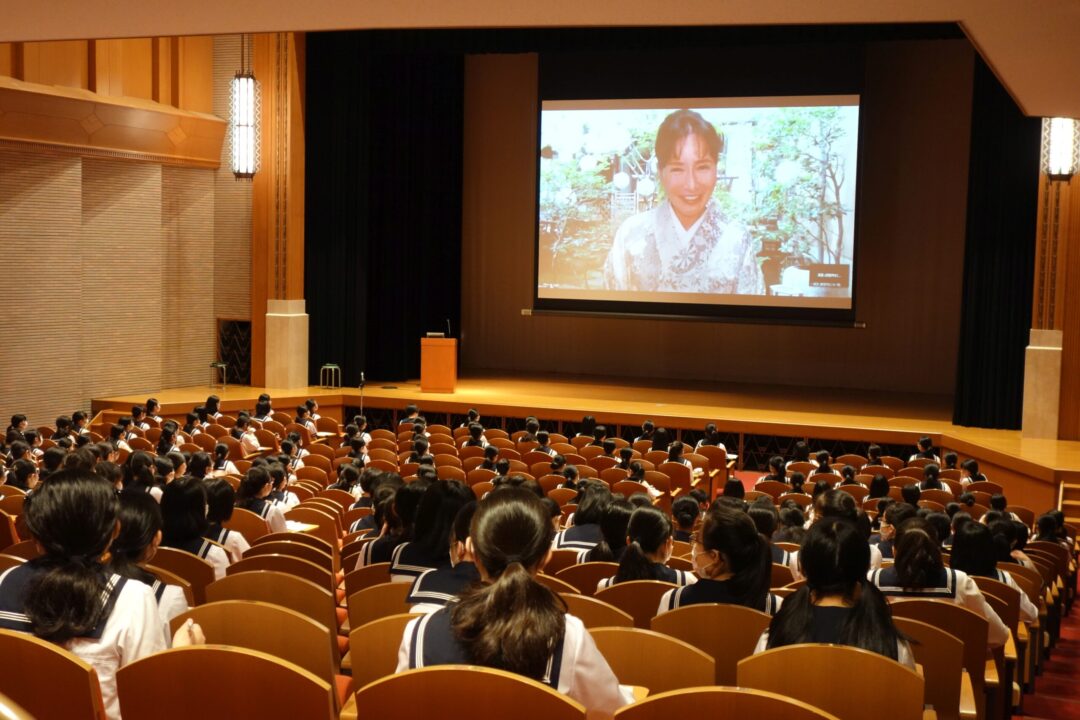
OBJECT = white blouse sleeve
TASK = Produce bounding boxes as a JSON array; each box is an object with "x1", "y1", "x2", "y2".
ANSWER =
[
  {"x1": 206, "y1": 545, "x2": 231, "y2": 581},
  {"x1": 1003, "y1": 571, "x2": 1039, "y2": 624},
  {"x1": 753, "y1": 630, "x2": 770, "y2": 654},
  {"x1": 266, "y1": 504, "x2": 289, "y2": 534},
  {"x1": 654, "y1": 588, "x2": 676, "y2": 617},
  {"x1": 159, "y1": 585, "x2": 190, "y2": 625},
  {"x1": 559, "y1": 615, "x2": 634, "y2": 717},
  {"x1": 869, "y1": 544, "x2": 883, "y2": 571},
  {"x1": 954, "y1": 570, "x2": 1010, "y2": 648},
  {"x1": 395, "y1": 616, "x2": 421, "y2": 672},
  {"x1": 788, "y1": 550, "x2": 802, "y2": 581},
  {"x1": 225, "y1": 531, "x2": 251, "y2": 564}
]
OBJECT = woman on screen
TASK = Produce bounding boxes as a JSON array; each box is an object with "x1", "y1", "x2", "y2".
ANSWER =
[{"x1": 604, "y1": 109, "x2": 763, "y2": 295}]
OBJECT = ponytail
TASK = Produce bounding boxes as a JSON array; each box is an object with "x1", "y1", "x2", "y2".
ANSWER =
[
  {"x1": 843, "y1": 580, "x2": 901, "y2": 660},
  {"x1": 615, "y1": 541, "x2": 659, "y2": 582},
  {"x1": 22, "y1": 470, "x2": 119, "y2": 643},
  {"x1": 451, "y1": 489, "x2": 565, "y2": 681},
  {"x1": 700, "y1": 506, "x2": 770, "y2": 610}
]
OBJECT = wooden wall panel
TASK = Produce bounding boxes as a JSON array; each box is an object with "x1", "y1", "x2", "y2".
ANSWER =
[
  {"x1": 212, "y1": 35, "x2": 253, "y2": 323},
  {"x1": 21, "y1": 40, "x2": 88, "y2": 89},
  {"x1": 92, "y1": 38, "x2": 154, "y2": 99},
  {"x1": 152, "y1": 37, "x2": 173, "y2": 105},
  {"x1": 177, "y1": 36, "x2": 214, "y2": 113},
  {"x1": 0, "y1": 43, "x2": 13, "y2": 76},
  {"x1": 1058, "y1": 179, "x2": 1080, "y2": 439},
  {"x1": 461, "y1": 40, "x2": 975, "y2": 395}
]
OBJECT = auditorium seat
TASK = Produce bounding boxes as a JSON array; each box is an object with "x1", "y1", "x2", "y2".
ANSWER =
[
  {"x1": 151, "y1": 546, "x2": 216, "y2": 605},
  {"x1": 117, "y1": 645, "x2": 336, "y2": 720},
  {"x1": 651, "y1": 603, "x2": 772, "y2": 685},
  {"x1": 346, "y1": 582, "x2": 411, "y2": 629},
  {"x1": 351, "y1": 666, "x2": 585, "y2": 720},
  {"x1": 594, "y1": 580, "x2": 678, "y2": 629},
  {"x1": 613, "y1": 686, "x2": 842, "y2": 720},
  {"x1": 891, "y1": 617, "x2": 970, "y2": 720},
  {"x1": 737, "y1": 644, "x2": 925, "y2": 720},
  {"x1": 559, "y1": 593, "x2": 634, "y2": 628},
  {"x1": 170, "y1": 600, "x2": 351, "y2": 711},
  {"x1": 0, "y1": 628, "x2": 107, "y2": 719},
  {"x1": 589, "y1": 627, "x2": 714, "y2": 693},
  {"x1": 555, "y1": 562, "x2": 619, "y2": 595}
]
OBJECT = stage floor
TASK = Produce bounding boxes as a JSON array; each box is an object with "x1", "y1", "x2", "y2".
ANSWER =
[{"x1": 91, "y1": 372, "x2": 1080, "y2": 480}]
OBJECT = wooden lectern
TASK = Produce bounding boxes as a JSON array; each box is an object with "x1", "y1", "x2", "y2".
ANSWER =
[{"x1": 420, "y1": 337, "x2": 457, "y2": 393}]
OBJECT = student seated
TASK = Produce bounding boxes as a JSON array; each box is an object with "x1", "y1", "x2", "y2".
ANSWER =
[
  {"x1": 407, "y1": 502, "x2": 482, "y2": 614},
  {"x1": 579, "y1": 499, "x2": 633, "y2": 563},
  {"x1": 949, "y1": 521, "x2": 1038, "y2": 624},
  {"x1": 396, "y1": 487, "x2": 633, "y2": 715},
  {"x1": 872, "y1": 502, "x2": 917, "y2": 560},
  {"x1": 0, "y1": 470, "x2": 204, "y2": 720},
  {"x1": 909, "y1": 436, "x2": 940, "y2": 463},
  {"x1": 671, "y1": 496, "x2": 699, "y2": 543},
  {"x1": 756, "y1": 455, "x2": 787, "y2": 485},
  {"x1": 597, "y1": 506, "x2": 695, "y2": 590},
  {"x1": 160, "y1": 477, "x2": 231, "y2": 581},
  {"x1": 756, "y1": 517, "x2": 914, "y2": 668},
  {"x1": 390, "y1": 481, "x2": 475, "y2": 583},
  {"x1": 203, "y1": 478, "x2": 252, "y2": 563},
  {"x1": 110, "y1": 490, "x2": 191, "y2": 624},
  {"x1": 234, "y1": 466, "x2": 288, "y2": 535},
  {"x1": 356, "y1": 481, "x2": 429, "y2": 569},
  {"x1": 868, "y1": 517, "x2": 1009, "y2": 647},
  {"x1": 657, "y1": 504, "x2": 781, "y2": 616}
]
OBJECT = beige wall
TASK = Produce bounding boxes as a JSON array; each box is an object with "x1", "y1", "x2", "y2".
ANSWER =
[
  {"x1": 0, "y1": 35, "x2": 253, "y2": 427},
  {"x1": 461, "y1": 40, "x2": 975, "y2": 395}
]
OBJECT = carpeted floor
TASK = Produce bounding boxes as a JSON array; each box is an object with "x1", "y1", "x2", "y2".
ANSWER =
[{"x1": 1017, "y1": 608, "x2": 1080, "y2": 720}]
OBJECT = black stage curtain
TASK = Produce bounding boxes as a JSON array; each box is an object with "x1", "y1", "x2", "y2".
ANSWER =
[
  {"x1": 305, "y1": 33, "x2": 464, "y2": 384},
  {"x1": 952, "y1": 58, "x2": 1041, "y2": 428}
]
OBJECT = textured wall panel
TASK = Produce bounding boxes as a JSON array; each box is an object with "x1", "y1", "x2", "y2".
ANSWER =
[
  {"x1": 162, "y1": 165, "x2": 216, "y2": 385},
  {"x1": 213, "y1": 34, "x2": 253, "y2": 322},
  {"x1": 0, "y1": 149, "x2": 84, "y2": 423},
  {"x1": 80, "y1": 158, "x2": 164, "y2": 398}
]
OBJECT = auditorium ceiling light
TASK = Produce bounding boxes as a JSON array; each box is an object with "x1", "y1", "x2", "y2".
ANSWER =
[
  {"x1": 1041, "y1": 117, "x2": 1079, "y2": 181},
  {"x1": 230, "y1": 35, "x2": 260, "y2": 180}
]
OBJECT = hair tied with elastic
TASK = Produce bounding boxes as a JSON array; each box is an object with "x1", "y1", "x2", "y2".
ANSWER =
[{"x1": 504, "y1": 554, "x2": 523, "y2": 566}]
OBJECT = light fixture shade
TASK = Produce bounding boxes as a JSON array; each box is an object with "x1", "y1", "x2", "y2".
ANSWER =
[
  {"x1": 1041, "y1": 117, "x2": 1079, "y2": 180},
  {"x1": 230, "y1": 72, "x2": 260, "y2": 179}
]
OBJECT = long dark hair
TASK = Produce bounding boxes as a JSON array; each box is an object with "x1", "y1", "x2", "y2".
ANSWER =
[
  {"x1": 122, "y1": 450, "x2": 156, "y2": 492},
  {"x1": 586, "y1": 498, "x2": 632, "y2": 562},
  {"x1": 615, "y1": 506, "x2": 673, "y2": 582},
  {"x1": 21, "y1": 470, "x2": 119, "y2": 643},
  {"x1": 698, "y1": 505, "x2": 770, "y2": 610},
  {"x1": 767, "y1": 518, "x2": 901, "y2": 660},
  {"x1": 949, "y1": 521, "x2": 998, "y2": 577},
  {"x1": 450, "y1": 488, "x2": 566, "y2": 680},
  {"x1": 160, "y1": 477, "x2": 209, "y2": 546},
  {"x1": 235, "y1": 466, "x2": 272, "y2": 509},
  {"x1": 109, "y1": 490, "x2": 163, "y2": 586},
  {"x1": 412, "y1": 481, "x2": 474, "y2": 561},
  {"x1": 894, "y1": 517, "x2": 943, "y2": 588}
]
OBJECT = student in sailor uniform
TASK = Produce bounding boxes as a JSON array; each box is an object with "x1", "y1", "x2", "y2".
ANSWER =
[
  {"x1": 131, "y1": 405, "x2": 150, "y2": 432},
  {"x1": 122, "y1": 451, "x2": 157, "y2": 496},
  {"x1": 0, "y1": 470, "x2": 205, "y2": 720},
  {"x1": 149, "y1": 456, "x2": 175, "y2": 503},
  {"x1": 671, "y1": 496, "x2": 699, "y2": 543},
  {"x1": 596, "y1": 506, "x2": 695, "y2": 591},
  {"x1": 918, "y1": 463, "x2": 944, "y2": 491},
  {"x1": 579, "y1": 498, "x2": 633, "y2": 564},
  {"x1": 211, "y1": 443, "x2": 240, "y2": 477},
  {"x1": 203, "y1": 478, "x2": 252, "y2": 563},
  {"x1": 755, "y1": 517, "x2": 915, "y2": 668},
  {"x1": 351, "y1": 481, "x2": 399, "y2": 536},
  {"x1": 551, "y1": 483, "x2": 610, "y2": 552},
  {"x1": 407, "y1": 502, "x2": 482, "y2": 614},
  {"x1": 187, "y1": 451, "x2": 213, "y2": 481},
  {"x1": 355, "y1": 481, "x2": 429, "y2": 570},
  {"x1": 461, "y1": 422, "x2": 488, "y2": 449},
  {"x1": 160, "y1": 477, "x2": 231, "y2": 581},
  {"x1": 949, "y1": 521, "x2": 1039, "y2": 624},
  {"x1": 1035, "y1": 512, "x2": 1072, "y2": 549},
  {"x1": 204, "y1": 395, "x2": 223, "y2": 421},
  {"x1": 5, "y1": 458, "x2": 39, "y2": 494},
  {"x1": 747, "y1": 500, "x2": 801, "y2": 579},
  {"x1": 182, "y1": 412, "x2": 202, "y2": 437},
  {"x1": 756, "y1": 455, "x2": 787, "y2": 486},
  {"x1": 872, "y1": 502, "x2": 918, "y2": 561},
  {"x1": 534, "y1": 431, "x2": 557, "y2": 457},
  {"x1": 390, "y1": 481, "x2": 475, "y2": 583},
  {"x1": 304, "y1": 398, "x2": 322, "y2": 422},
  {"x1": 144, "y1": 398, "x2": 163, "y2": 424},
  {"x1": 397, "y1": 487, "x2": 633, "y2": 715},
  {"x1": 266, "y1": 462, "x2": 300, "y2": 509},
  {"x1": 110, "y1": 490, "x2": 190, "y2": 624},
  {"x1": 909, "y1": 436, "x2": 941, "y2": 464},
  {"x1": 793, "y1": 490, "x2": 884, "y2": 572},
  {"x1": 868, "y1": 516, "x2": 1009, "y2": 648},
  {"x1": 233, "y1": 416, "x2": 260, "y2": 457},
  {"x1": 295, "y1": 405, "x2": 317, "y2": 435},
  {"x1": 332, "y1": 462, "x2": 363, "y2": 500},
  {"x1": 787, "y1": 441, "x2": 816, "y2": 470},
  {"x1": 658, "y1": 504, "x2": 782, "y2": 616},
  {"x1": 234, "y1": 466, "x2": 289, "y2": 536},
  {"x1": 666, "y1": 441, "x2": 693, "y2": 471},
  {"x1": 252, "y1": 393, "x2": 274, "y2": 422},
  {"x1": 73, "y1": 410, "x2": 91, "y2": 437},
  {"x1": 351, "y1": 415, "x2": 373, "y2": 446},
  {"x1": 634, "y1": 420, "x2": 655, "y2": 444},
  {"x1": 108, "y1": 425, "x2": 132, "y2": 453}
]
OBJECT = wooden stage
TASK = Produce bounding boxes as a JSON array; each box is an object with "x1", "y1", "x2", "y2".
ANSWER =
[{"x1": 92, "y1": 372, "x2": 1080, "y2": 513}]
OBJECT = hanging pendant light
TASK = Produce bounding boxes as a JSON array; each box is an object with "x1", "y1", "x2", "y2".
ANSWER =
[{"x1": 230, "y1": 34, "x2": 260, "y2": 180}]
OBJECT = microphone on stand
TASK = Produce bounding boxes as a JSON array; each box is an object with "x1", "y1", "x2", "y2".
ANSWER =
[{"x1": 359, "y1": 371, "x2": 366, "y2": 414}]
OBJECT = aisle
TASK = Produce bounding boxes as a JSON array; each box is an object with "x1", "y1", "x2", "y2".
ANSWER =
[{"x1": 1019, "y1": 609, "x2": 1080, "y2": 719}]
